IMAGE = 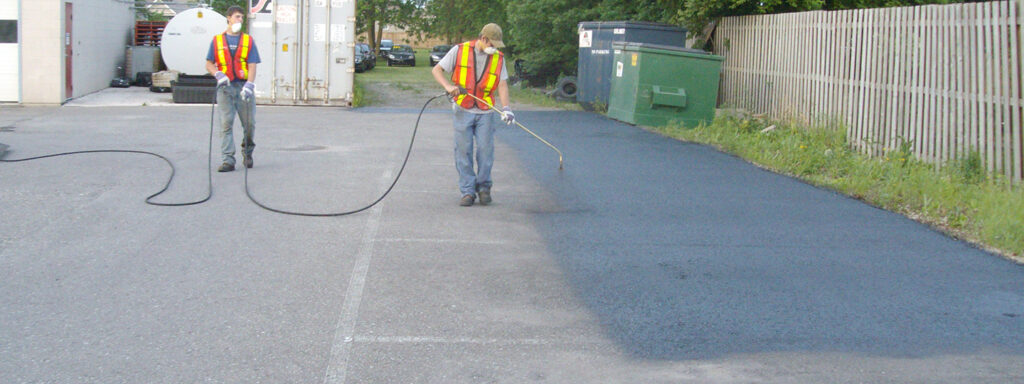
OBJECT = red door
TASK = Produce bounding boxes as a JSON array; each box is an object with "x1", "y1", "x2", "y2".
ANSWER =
[{"x1": 64, "y1": 3, "x2": 72, "y2": 100}]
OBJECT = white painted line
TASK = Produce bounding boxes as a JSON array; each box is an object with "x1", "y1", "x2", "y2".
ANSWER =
[
  {"x1": 323, "y1": 169, "x2": 392, "y2": 384},
  {"x1": 353, "y1": 336, "x2": 548, "y2": 345},
  {"x1": 351, "y1": 335, "x2": 612, "y2": 346},
  {"x1": 375, "y1": 238, "x2": 523, "y2": 245}
]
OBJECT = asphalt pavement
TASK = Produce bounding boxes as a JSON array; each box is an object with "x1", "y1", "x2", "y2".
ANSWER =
[{"x1": 1, "y1": 94, "x2": 1022, "y2": 383}]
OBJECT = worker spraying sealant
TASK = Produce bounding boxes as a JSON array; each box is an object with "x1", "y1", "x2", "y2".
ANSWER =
[{"x1": 431, "y1": 23, "x2": 515, "y2": 207}]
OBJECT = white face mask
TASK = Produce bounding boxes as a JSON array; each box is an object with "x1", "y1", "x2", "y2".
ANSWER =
[
  {"x1": 483, "y1": 46, "x2": 497, "y2": 55},
  {"x1": 231, "y1": 22, "x2": 242, "y2": 33}
]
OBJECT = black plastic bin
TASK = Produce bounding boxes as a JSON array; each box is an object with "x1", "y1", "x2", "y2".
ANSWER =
[
  {"x1": 134, "y1": 72, "x2": 152, "y2": 87},
  {"x1": 172, "y1": 83, "x2": 217, "y2": 104},
  {"x1": 175, "y1": 74, "x2": 217, "y2": 87},
  {"x1": 577, "y1": 21, "x2": 687, "y2": 109}
]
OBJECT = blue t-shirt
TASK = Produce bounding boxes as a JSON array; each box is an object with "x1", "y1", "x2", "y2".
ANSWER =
[{"x1": 207, "y1": 33, "x2": 261, "y2": 83}]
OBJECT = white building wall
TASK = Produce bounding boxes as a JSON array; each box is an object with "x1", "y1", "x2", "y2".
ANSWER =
[
  {"x1": 20, "y1": 0, "x2": 133, "y2": 104},
  {"x1": 0, "y1": 0, "x2": 18, "y2": 102},
  {"x1": 69, "y1": 0, "x2": 133, "y2": 99},
  {"x1": 20, "y1": 1, "x2": 61, "y2": 104}
]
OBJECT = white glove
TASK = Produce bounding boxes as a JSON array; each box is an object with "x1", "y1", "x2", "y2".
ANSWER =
[
  {"x1": 214, "y1": 71, "x2": 229, "y2": 87},
  {"x1": 501, "y1": 107, "x2": 515, "y2": 125},
  {"x1": 240, "y1": 81, "x2": 255, "y2": 101}
]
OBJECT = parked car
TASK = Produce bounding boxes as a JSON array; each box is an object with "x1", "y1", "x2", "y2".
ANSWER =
[
  {"x1": 354, "y1": 43, "x2": 376, "y2": 72},
  {"x1": 378, "y1": 39, "x2": 394, "y2": 55},
  {"x1": 386, "y1": 44, "x2": 416, "y2": 66},
  {"x1": 429, "y1": 44, "x2": 452, "y2": 67}
]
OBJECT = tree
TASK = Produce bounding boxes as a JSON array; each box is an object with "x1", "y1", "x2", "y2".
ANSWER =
[
  {"x1": 205, "y1": 0, "x2": 248, "y2": 15},
  {"x1": 408, "y1": 0, "x2": 509, "y2": 45},
  {"x1": 679, "y1": 0, "x2": 824, "y2": 46},
  {"x1": 679, "y1": 0, "x2": 977, "y2": 46},
  {"x1": 356, "y1": 0, "x2": 417, "y2": 53},
  {"x1": 507, "y1": 0, "x2": 680, "y2": 85}
]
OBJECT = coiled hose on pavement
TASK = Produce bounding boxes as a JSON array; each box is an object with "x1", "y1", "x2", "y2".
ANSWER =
[{"x1": 0, "y1": 91, "x2": 447, "y2": 216}]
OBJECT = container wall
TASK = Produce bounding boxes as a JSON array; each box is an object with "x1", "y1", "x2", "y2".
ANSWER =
[
  {"x1": 68, "y1": 0, "x2": 135, "y2": 99},
  {"x1": 606, "y1": 49, "x2": 639, "y2": 124},
  {"x1": 128, "y1": 46, "x2": 160, "y2": 81},
  {"x1": 250, "y1": 0, "x2": 355, "y2": 106}
]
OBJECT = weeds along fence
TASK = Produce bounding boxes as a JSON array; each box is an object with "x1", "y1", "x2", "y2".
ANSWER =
[{"x1": 712, "y1": 1, "x2": 1024, "y2": 182}]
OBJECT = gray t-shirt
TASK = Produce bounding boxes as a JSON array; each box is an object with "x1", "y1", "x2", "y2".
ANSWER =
[{"x1": 437, "y1": 44, "x2": 509, "y2": 114}]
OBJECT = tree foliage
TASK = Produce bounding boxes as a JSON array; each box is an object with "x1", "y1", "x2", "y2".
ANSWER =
[
  {"x1": 507, "y1": 0, "x2": 682, "y2": 85},
  {"x1": 679, "y1": 0, "x2": 823, "y2": 46},
  {"x1": 408, "y1": 0, "x2": 508, "y2": 45},
  {"x1": 356, "y1": 0, "x2": 417, "y2": 52},
  {"x1": 205, "y1": 0, "x2": 248, "y2": 16},
  {"x1": 681, "y1": 0, "x2": 979, "y2": 45}
]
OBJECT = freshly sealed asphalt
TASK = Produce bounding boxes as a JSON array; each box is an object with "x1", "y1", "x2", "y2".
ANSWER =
[{"x1": 1, "y1": 100, "x2": 1022, "y2": 383}]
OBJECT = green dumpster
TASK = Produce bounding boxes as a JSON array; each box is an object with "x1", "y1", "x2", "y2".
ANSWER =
[{"x1": 607, "y1": 42, "x2": 724, "y2": 128}]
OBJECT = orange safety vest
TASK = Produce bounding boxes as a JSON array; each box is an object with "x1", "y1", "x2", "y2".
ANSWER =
[
  {"x1": 450, "y1": 41, "x2": 503, "y2": 110},
  {"x1": 214, "y1": 33, "x2": 253, "y2": 81}
]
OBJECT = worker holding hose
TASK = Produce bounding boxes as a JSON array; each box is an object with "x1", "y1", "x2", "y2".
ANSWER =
[
  {"x1": 431, "y1": 23, "x2": 514, "y2": 207},
  {"x1": 206, "y1": 6, "x2": 261, "y2": 173}
]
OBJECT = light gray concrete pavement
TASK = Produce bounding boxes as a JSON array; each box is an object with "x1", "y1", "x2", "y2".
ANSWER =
[{"x1": 0, "y1": 90, "x2": 1022, "y2": 383}]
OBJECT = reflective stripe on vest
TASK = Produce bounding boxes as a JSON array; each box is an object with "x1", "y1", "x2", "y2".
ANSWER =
[
  {"x1": 450, "y1": 41, "x2": 503, "y2": 110},
  {"x1": 215, "y1": 33, "x2": 252, "y2": 81}
]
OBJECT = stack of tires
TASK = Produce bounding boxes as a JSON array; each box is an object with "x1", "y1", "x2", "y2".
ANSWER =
[{"x1": 172, "y1": 74, "x2": 217, "y2": 104}]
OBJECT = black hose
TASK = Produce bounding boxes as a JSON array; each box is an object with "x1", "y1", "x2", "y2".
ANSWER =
[
  {"x1": 0, "y1": 101, "x2": 215, "y2": 207},
  {"x1": 242, "y1": 92, "x2": 446, "y2": 216},
  {"x1": 0, "y1": 91, "x2": 445, "y2": 216}
]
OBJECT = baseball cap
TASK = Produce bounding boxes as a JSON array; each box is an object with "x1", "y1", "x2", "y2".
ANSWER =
[{"x1": 480, "y1": 23, "x2": 505, "y2": 48}]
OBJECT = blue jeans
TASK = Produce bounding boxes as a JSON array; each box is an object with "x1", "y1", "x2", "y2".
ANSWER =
[
  {"x1": 216, "y1": 83, "x2": 255, "y2": 166},
  {"x1": 453, "y1": 108, "x2": 495, "y2": 196}
]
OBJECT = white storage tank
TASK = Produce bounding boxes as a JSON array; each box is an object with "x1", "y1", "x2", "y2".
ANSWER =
[
  {"x1": 161, "y1": 8, "x2": 227, "y2": 75},
  {"x1": 248, "y1": 0, "x2": 355, "y2": 106}
]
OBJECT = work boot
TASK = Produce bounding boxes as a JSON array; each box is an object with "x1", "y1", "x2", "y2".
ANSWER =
[
  {"x1": 243, "y1": 153, "x2": 253, "y2": 168},
  {"x1": 477, "y1": 190, "x2": 491, "y2": 205},
  {"x1": 218, "y1": 162, "x2": 234, "y2": 172},
  {"x1": 459, "y1": 194, "x2": 475, "y2": 207}
]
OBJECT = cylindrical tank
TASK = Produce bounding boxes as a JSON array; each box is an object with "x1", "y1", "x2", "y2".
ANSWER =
[
  {"x1": 161, "y1": 8, "x2": 227, "y2": 75},
  {"x1": 248, "y1": 0, "x2": 356, "y2": 106}
]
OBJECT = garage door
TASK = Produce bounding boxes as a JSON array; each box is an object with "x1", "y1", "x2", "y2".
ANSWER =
[{"x1": 0, "y1": 0, "x2": 18, "y2": 102}]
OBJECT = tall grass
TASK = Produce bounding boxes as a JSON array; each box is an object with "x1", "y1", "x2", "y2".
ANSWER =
[
  {"x1": 656, "y1": 114, "x2": 1024, "y2": 260},
  {"x1": 508, "y1": 85, "x2": 582, "y2": 110}
]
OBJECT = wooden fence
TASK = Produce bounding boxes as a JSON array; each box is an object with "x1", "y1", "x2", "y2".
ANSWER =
[{"x1": 713, "y1": 1, "x2": 1024, "y2": 182}]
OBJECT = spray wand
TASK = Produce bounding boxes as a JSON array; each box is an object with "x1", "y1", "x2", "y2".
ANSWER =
[{"x1": 458, "y1": 92, "x2": 564, "y2": 170}]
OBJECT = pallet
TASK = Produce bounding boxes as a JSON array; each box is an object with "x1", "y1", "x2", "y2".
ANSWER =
[{"x1": 134, "y1": 21, "x2": 167, "y2": 46}]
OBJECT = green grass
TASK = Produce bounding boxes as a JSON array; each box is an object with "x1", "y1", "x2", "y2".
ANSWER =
[
  {"x1": 654, "y1": 114, "x2": 1024, "y2": 261},
  {"x1": 509, "y1": 85, "x2": 583, "y2": 110},
  {"x1": 351, "y1": 80, "x2": 365, "y2": 107},
  {"x1": 355, "y1": 50, "x2": 434, "y2": 83}
]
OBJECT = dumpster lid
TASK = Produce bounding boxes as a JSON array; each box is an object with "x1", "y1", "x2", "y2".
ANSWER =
[
  {"x1": 578, "y1": 21, "x2": 685, "y2": 32},
  {"x1": 612, "y1": 42, "x2": 716, "y2": 56}
]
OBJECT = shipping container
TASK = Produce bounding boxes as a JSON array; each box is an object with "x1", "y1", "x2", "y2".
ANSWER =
[{"x1": 248, "y1": 0, "x2": 356, "y2": 106}]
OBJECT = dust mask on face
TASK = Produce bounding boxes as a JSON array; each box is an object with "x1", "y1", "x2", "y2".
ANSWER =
[
  {"x1": 483, "y1": 46, "x2": 497, "y2": 55},
  {"x1": 231, "y1": 22, "x2": 242, "y2": 33}
]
